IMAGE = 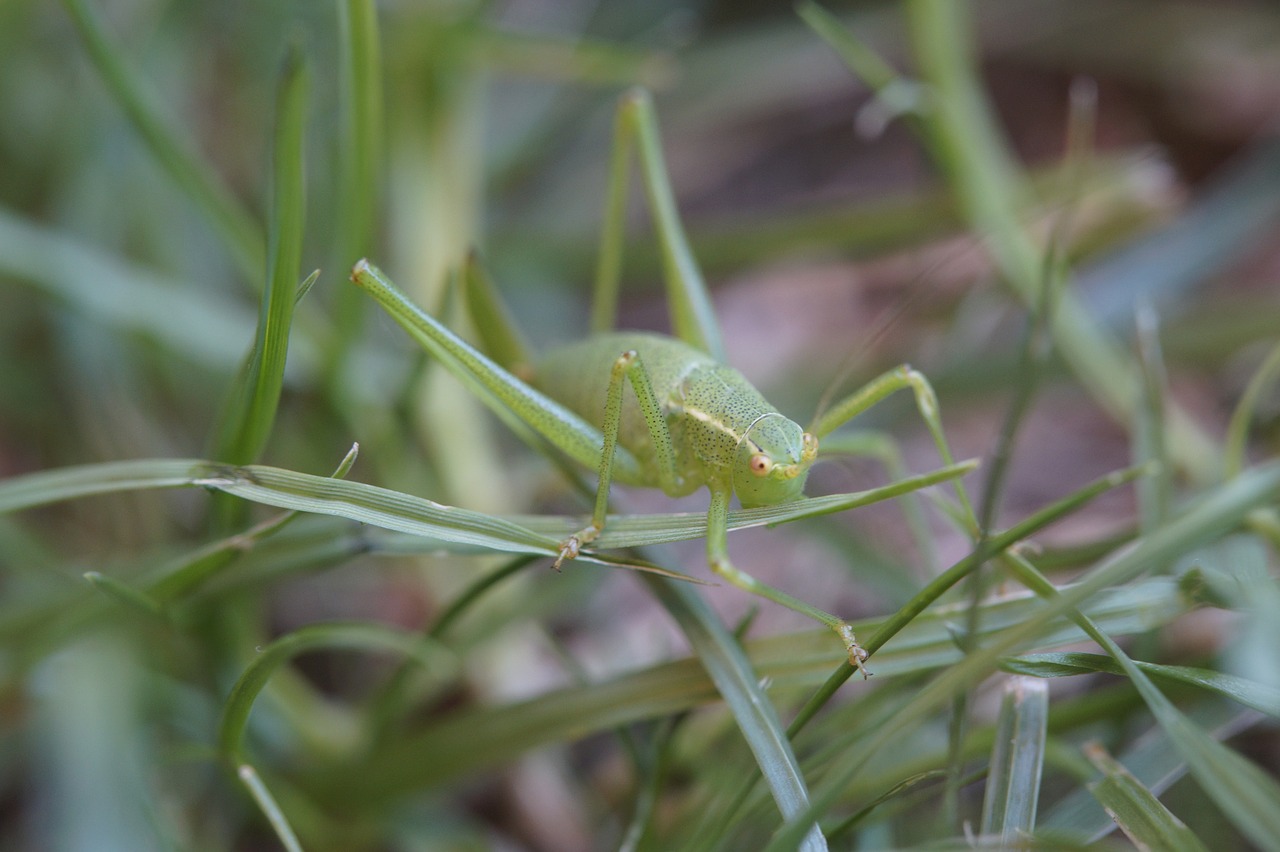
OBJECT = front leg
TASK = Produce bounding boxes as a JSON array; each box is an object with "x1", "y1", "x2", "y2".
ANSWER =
[
  {"x1": 554, "y1": 348, "x2": 682, "y2": 569},
  {"x1": 810, "y1": 365, "x2": 977, "y2": 535},
  {"x1": 705, "y1": 489, "x2": 871, "y2": 678}
]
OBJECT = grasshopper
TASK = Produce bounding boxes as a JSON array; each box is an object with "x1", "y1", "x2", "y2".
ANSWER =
[{"x1": 351, "y1": 90, "x2": 970, "y2": 675}]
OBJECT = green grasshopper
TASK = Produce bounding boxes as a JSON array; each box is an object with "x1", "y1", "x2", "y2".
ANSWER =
[{"x1": 351, "y1": 90, "x2": 970, "y2": 675}]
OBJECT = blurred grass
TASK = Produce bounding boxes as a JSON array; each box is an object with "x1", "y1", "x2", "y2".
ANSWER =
[{"x1": 3, "y1": 0, "x2": 1280, "y2": 849}]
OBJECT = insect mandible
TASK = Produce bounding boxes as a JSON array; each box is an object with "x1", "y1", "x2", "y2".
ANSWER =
[{"x1": 350, "y1": 89, "x2": 970, "y2": 676}]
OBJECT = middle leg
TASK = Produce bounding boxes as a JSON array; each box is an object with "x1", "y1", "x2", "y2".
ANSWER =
[
  {"x1": 705, "y1": 488, "x2": 871, "y2": 677},
  {"x1": 553, "y1": 348, "x2": 682, "y2": 568}
]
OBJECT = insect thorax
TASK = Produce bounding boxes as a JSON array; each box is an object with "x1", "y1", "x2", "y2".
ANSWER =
[{"x1": 534, "y1": 332, "x2": 786, "y2": 495}]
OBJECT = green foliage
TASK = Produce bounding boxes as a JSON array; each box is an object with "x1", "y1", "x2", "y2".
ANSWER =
[{"x1": 3, "y1": 1, "x2": 1280, "y2": 849}]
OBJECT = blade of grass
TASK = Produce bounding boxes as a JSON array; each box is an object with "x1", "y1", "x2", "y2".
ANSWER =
[
  {"x1": 1002, "y1": 653, "x2": 1280, "y2": 717},
  {"x1": 58, "y1": 0, "x2": 263, "y2": 279},
  {"x1": 218, "y1": 622, "x2": 449, "y2": 763},
  {"x1": 1224, "y1": 341, "x2": 1280, "y2": 480},
  {"x1": 979, "y1": 676, "x2": 1048, "y2": 842},
  {"x1": 1043, "y1": 701, "x2": 1261, "y2": 841},
  {"x1": 236, "y1": 765, "x2": 304, "y2": 852},
  {"x1": 0, "y1": 458, "x2": 952, "y2": 576},
  {"x1": 1083, "y1": 742, "x2": 1210, "y2": 852},
  {"x1": 210, "y1": 46, "x2": 309, "y2": 469},
  {"x1": 327, "y1": 0, "x2": 383, "y2": 382},
  {"x1": 642, "y1": 576, "x2": 827, "y2": 852}
]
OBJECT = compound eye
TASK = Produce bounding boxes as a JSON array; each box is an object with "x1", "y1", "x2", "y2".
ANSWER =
[
  {"x1": 802, "y1": 432, "x2": 818, "y2": 461},
  {"x1": 749, "y1": 453, "x2": 772, "y2": 477}
]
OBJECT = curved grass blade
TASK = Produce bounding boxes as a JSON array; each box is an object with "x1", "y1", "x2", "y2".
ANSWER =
[
  {"x1": 0, "y1": 459, "x2": 209, "y2": 513},
  {"x1": 0, "y1": 459, "x2": 692, "y2": 580},
  {"x1": 218, "y1": 622, "x2": 449, "y2": 762},
  {"x1": 1042, "y1": 701, "x2": 1261, "y2": 841},
  {"x1": 58, "y1": 0, "x2": 263, "y2": 279}
]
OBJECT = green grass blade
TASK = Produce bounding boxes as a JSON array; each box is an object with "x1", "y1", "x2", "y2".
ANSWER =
[
  {"x1": 513, "y1": 459, "x2": 978, "y2": 549},
  {"x1": 1002, "y1": 653, "x2": 1280, "y2": 717},
  {"x1": 1083, "y1": 743, "x2": 1209, "y2": 852},
  {"x1": 211, "y1": 47, "x2": 309, "y2": 467},
  {"x1": 0, "y1": 459, "x2": 208, "y2": 513},
  {"x1": 83, "y1": 571, "x2": 166, "y2": 621},
  {"x1": 58, "y1": 0, "x2": 263, "y2": 279},
  {"x1": 979, "y1": 677, "x2": 1048, "y2": 841},
  {"x1": 1042, "y1": 701, "x2": 1260, "y2": 841},
  {"x1": 1224, "y1": 341, "x2": 1280, "y2": 479},
  {"x1": 218, "y1": 622, "x2": 448, "y2": 762},
  {"x1": 235, "y1": 765, "x2": 304, "y2": 852},
  {"x1": 327, "y1": 0, "x2": 383, "y2": 377},
  {"x1": 644, "y1": 577, "x2": 827, "y2": 852}
]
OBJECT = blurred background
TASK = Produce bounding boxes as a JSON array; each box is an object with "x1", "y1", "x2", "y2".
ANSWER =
[{"x1": 2, "y1": 0, "x2": 1280, "y2": 849}]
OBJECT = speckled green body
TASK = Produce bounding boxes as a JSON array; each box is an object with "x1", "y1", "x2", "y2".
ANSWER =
[{"x1": 535, "y1": 332, "x2": 812, "y2": 506}]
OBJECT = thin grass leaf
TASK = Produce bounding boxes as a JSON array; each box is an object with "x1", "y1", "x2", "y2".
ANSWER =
[
  {"x1": 327, "y1": 0, "x2": 383, "y2": 378},
  {"x1": 642, "y1": 576, "x2": 827, "y2": 852},
  {"x1": 236, "y1": 764, "x2": 303, "y2": 852},
  {"x1": 149, "y1": 444, "x2": 359, "y2": 602},
  {"x1": 211, "y1": 47, "x2": 309, "y2": 467},
  {"x1": 980, "y1": 676, "x2": 1048, "y2": 842},
  {"x1": 218, "y1": 622, "x2": 450, "y2": 762},
  {"x1": 1002, "y1": 653, "x2": 1280, "y2": 717},
  {"x1": 519, "y1": 459, "x2": 978, "y2": 549},
  {"x1": 1224, "y1": 341, "x2": 1280, "y2": 479},
  {"x1": 1134, "y1": 305, "x2": 1174, "y2": 530},
  {"x1": 0, "y1": 459, "x2": 208, "y2": 513},
  {"x1": 788, "y1": 463, "x2": 1150, "y2": 739},
  {"x1": 1043, "y1": 701, "x2": 1261, "y2": 841},
  {"x1": 1083, "y1": 742, "x2": 1211, "y2": 852},
  {"x1": 58, "y1": 0, "x2": 263, "y2": 279},
  {"x1": 83, "y1": 571, "x2": 166, "y2": 621}
]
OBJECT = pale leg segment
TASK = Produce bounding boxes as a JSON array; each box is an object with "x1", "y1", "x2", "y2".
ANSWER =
[
  {"x1": 553, "y1": 349, "x2": 682, "y2": 570},
  {"x1": 705, "y1": 489, "x2": 871, "y2": 678}
]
